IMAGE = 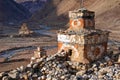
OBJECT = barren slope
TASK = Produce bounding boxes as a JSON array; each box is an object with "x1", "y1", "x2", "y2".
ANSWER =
[
  {"x1": 0, "y1": 0, "x2": 31, "y2": 23},
  {"x1": 31, "y1": 0, "x2": 120, "y2": 41},
  {"x1": 88, "y1": 0, "x2": 120, "y2": 41},
  {"x1": 14, "y1": 0, "x2": 47, "y2": 13},
  {"x1": 30, "y1": 0, "x2": 95, "y2": 26}
]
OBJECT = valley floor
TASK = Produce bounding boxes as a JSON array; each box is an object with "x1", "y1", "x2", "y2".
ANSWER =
[{"x1": 0, "y1": 25, "x2": 58, "y2": 72}]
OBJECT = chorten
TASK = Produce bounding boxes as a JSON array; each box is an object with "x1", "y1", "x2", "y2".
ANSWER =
[
  {"x1": 57, "y1": 0, "x2": 109, "y2": 64},
  {"x1": 19, "y1": 23, "x2": 33, "y2": 36}
]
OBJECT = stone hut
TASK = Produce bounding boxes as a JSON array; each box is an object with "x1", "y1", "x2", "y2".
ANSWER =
[{"x1": 57, "y1": 8, "x2": 109, "y2": 64}]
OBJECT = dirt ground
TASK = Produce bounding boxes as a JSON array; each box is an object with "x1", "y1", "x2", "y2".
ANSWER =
[
  {"x1": 0, "y1": 24, "x2": 119, "y2": 72},
  {"x1": 0, "y1": 45, "x2": 57, "y2": 72},
  {"x1": 0, "y1": 25, "x2": 58, "y2": 72}
]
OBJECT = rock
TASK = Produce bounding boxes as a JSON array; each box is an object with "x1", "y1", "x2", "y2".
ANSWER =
[
  {"x1": 2, "y1": 76, "x2": 10, "y2": 80},
  {"x1": 33, "y1": 63, "x2": 38, "y2": 69},
  {"x1": 60, "y1": 75, "x2": 65, "y2": 79},
  {"x1": 93, "y1": 67, "x2": 98, "y2": 71},
  {"x1": 0, "y1": 72, "x2": 5, "y2": 78},
  {"x1": 76, "y1": 70, "x2": 86, "y2": 76},
  {"x1": 20, "y1": 66, "x2": 24, "y2": 72},
  {"x1": 23, "y1": 74, "x2": 28, "y2": 80},
  {"x1": 98, "y1": 75, "x2": 103, "y2": 79},
  {"x1": 46, "y1": 75, "x2": 52, "y2": 80},
  {"x1": 27, "y1": 71, "x2": 33, "y2": 77},
  {"x1": 104, "y1": 56, "x2": 111, "y2": 61},
  {"x1": 37, "y1": 77, "x2": 40, "y2": 80},
  {"x1": 8, "y1": 70, "x2": 19, "y2": 79},
  {"x1": 100, "y1": 70, "x2": 107, "y2": 75},
  {"x1": 81, "y1": 65, "x2": 86, "y2": 70},
  {"x1": 52, "y1": 78, "x2": 57, "y2": 80},
  {"x1": 42, "y1": 67, "x2": 47, "y2": 71},
  {"x1": 107, "y1": 60, "x2": 113, "y2": 66},
  {"x1": 16, "y1": 67, "x2": 21, "y2": 72},
  {"x1": 118, "y1": 55, "x2": 120, "y2": 63},
  {"x1": 27, "y1": 63, "x2": 32, "y2": 68},
  {"x1": 89, "y1": 75, "x2": 98, "y2": 80},
  {"x1": 19, "y1": 73, "x2": 24, "y2": 79},
  {"x1": 70, "y1": 75, "x2": 76, "y2": 80},
  {"x1": 56, "y1": 64, "x2": 62, "y2": 68},
  {"x1": 92, "y1": 64, "x2": 97, "y2": 68},
  {"x1": 86, "y1": 69, "x2": 94, "y2": 74},
  {"x1": 10, "y1": 35, "x2": 14, "y2": 38},
  {"x1": 30, "y1": 57, "x2": 36, "y2": 64},
  {"x1": 67, "y1": 61, "x2": 73, "y2": 66},
  {"x1": 99, "y1": 63, "x2": 104, "y2": 68},
  {"x1": 46, "y1": 77, "x2": 52, "y2": 80},
  {"x1": 54, "y1": 71, "x2": 58, "y2": 75},
  {"x1": 52, "y1": 63, "x2": 57, "y2": 67},
  {"x1": 36, "y1": 58, "x2": 44, "y2": 63},
  {"x1": 41, "y1": 75, "x2": 46, "y2": 80},
  {"x1": 32, "y1": 73, "x2": 38, "y2": 78}
]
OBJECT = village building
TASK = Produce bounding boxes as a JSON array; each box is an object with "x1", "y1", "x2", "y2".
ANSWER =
[{"x1": 57, "y1": 7, "x2": 109, "y2": 64}]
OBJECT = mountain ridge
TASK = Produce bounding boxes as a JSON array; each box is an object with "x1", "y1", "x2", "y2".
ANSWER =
[
  {"x1": 30, "y1": 0, "x2": 120, "y2": 41},
  {"x1": 0, "y1": 0, "x2": 31, "y2": 24},
  {"x1": 14, "y1": 0, "x2": 47, "y2": 13}
]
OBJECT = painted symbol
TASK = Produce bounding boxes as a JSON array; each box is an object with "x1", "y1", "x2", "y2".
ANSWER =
[{"x1": 72, "y1": 19, "x2": 81, "y2": 27}]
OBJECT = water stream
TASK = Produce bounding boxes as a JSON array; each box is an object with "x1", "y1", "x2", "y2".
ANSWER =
[
  {"x1": 34, "y1": 25, "x2": 56, "y2": 36},
  {"x1": 0, "y1": 46, "x2": 57, "y2": 59},
  {"x1": 0, "y1": 25, "x2": 57, "y2": 60},
  {"x1": 0, "y1": 46, "x2": 36, "y2": 59}
]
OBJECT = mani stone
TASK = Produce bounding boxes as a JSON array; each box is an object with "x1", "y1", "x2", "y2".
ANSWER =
[{"x1": 1, "y1": 49, "x2": 120, "y2": 80}]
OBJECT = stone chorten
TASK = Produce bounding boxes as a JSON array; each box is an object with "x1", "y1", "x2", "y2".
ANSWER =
[
  {"x1": 57, "y1": 7, "x2": 109, "y2": 64},
  {"x1": 34, "y1": 47, "x2": 46, "y2": 59},
  {"x1": 19, "y1": 23, "x2": 33, "y2": 36}
]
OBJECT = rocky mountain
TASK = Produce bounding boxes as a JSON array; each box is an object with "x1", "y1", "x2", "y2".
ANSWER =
[
  {"x1": 14, "y1": 0, "x2": 47, "y2": 3},
  {"x1": 0, "y1": 0, "x2": 31, "y2": 24},
  {"x1": 14, "y1": 0, "x2": 47, "y2": 13},
  {"x1": 30, "y1": 0, "x2": 120, "y2": 41},
  {"x1": 30, "y1": 0, "x2": 97, "y2": 25}
]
